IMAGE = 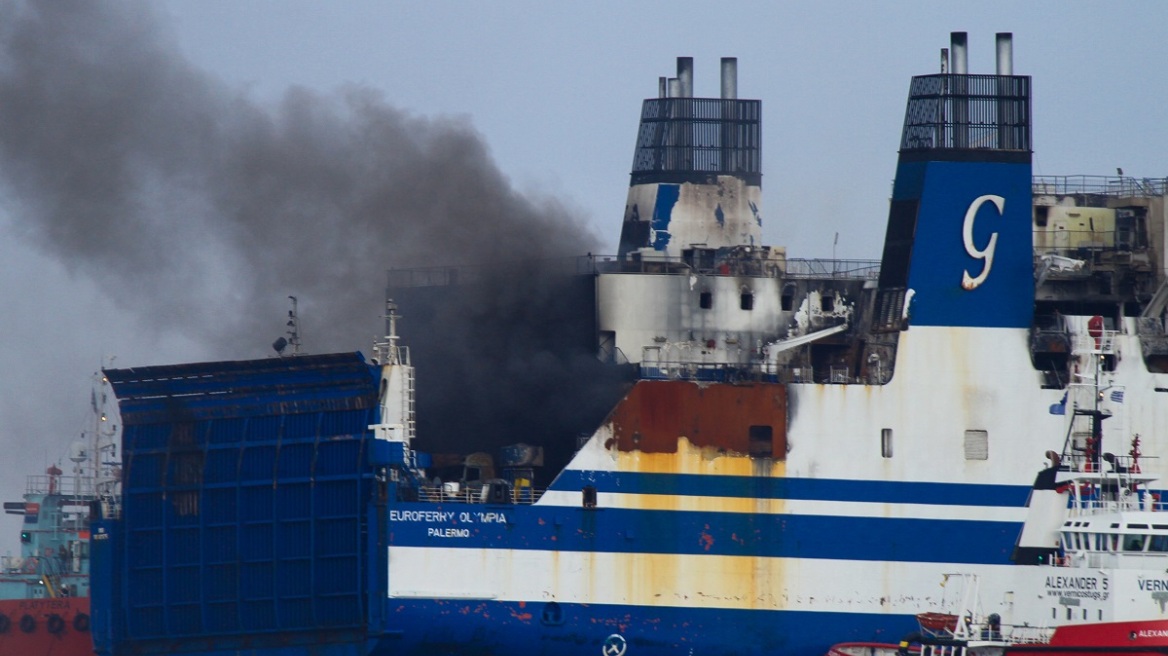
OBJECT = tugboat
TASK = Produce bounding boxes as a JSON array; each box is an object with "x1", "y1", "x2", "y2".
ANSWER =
[
  {"x1": 833, "y1": 325, "x2": 1168, "y2": 656},
  {"x1": 0, "y1": 373, "x2": 119, "y2": 655}
]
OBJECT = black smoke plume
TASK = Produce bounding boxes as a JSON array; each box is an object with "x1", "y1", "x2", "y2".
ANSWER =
[
  {"x1": 0, "y1": 0, "x2": 628, "y2": 472},
  {"x1": 0, "y1": 0, "x2": 600, "y2": 355}
]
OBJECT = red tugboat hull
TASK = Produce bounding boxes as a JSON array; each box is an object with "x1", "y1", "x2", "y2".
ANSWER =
[{"x1": 0, "y1": 597, "x2": 92, "y2": 656}]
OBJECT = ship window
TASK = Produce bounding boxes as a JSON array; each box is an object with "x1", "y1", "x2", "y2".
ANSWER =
[
  {"x1": 881, "y1": 428, "x2": 893, "y2": 458},
  {"x1": 1082, "y1": 609, "x2": 1087, "y2": 620},
  {"x1": 1124, "y1": 535, "x2": 1146, "y2": 552},
  {"x1": 822, "y1": 296, "x2": 835, "y2": 312},
  {"x1": 749, "y1": 426, "x2": 773, "y2": 458},
  {"x1": 700, "y1": 291, "x2": 712, "y2": 309},
  {"x1": 781, "y1": 285, "x2": 795, "y2": 311},
  {"x1": 740, "y1": 291, "x2": 754, "y2": 311},
  {"x1": 582, "y1": 485, "x2": 597, "y2": 509},
  {"x1": 963, "y1": 430, "x2": 989, "y2": 460},
  {"x1": 1151, "y1": 535, "x2": 1168, "y2": 552},
  {"x1": 1035, "y1": 205, "x2": 1050, "y2": 227},
  {"x1": 1066, "y1": 607, "x2": 1072, "y2": 621}
]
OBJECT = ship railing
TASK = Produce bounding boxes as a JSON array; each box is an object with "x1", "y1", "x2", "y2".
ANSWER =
[
  {"x1": 1, "y1": 555, "x2": 29, "y2": 574},
  {"x1": 1034, "y1": 175, "x2": 1168, "y2": 198},
  {"x1": 640, "y1": 360, "x2": 866, "y2": 384},
  {"x1": 784, "y1": 259, "x2": 880, "y2": 280},
  {"x1": 25, "y1": 474, "x2": 100, "y2": 498},
  {"x1": 1070, "y1": 331, "x2": 1119, "y2": 355},
  {"x1": 640, "y1": 360, "x2": 762, "y2": 383},
  {"x1": 1033, "y1": 229, "x2": 1140, "y2": 251},
  {"x1": 416, "y1": 485, "x2": 544, "y2": 505},
  {"x1": 386, "y1": 254, "x2": 882, "y2": 287},
  {"x1": 386, "y1": 255, "x2": 607, "y2": 288},
  {"x1": 1005, "y1": 625, "x2": 1054, "y2": 645}
]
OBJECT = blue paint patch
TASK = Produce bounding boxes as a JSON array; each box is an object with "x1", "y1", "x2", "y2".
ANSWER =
[
  {"x1": 714, "y1": 203, "x2": 725, "y2": 227},
  {"x1": 896, "y1": 159, "x2": 1033, "y2": 328},
  {"x1": 650, "y1": 184, "x2": 680, "y2": 251},
  {"x1": 384, "y1": 598, "x2": 915, "y2": 656}
]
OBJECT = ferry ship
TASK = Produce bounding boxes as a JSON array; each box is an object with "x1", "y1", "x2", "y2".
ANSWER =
[{"x1": 90, "y1": 33, "x2": 1168, "y2": 656}]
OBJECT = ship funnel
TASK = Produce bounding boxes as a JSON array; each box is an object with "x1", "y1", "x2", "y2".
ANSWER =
[
  {"x1": 996, "y1": 32, "x2": 1013, "y2": 75},
  {"x1": 618, "y1": 58, "x2": 762, "y2": 258},
  {"x1": 721, "y1": 57, "x2": 737, "y2": 100},
  {"x1": 676, "y1": 57, "x2": 693, "y2": 97},
  {"x1": 949, "y1": 32, "x2": 968, "y2": 74},
  {"x1": 873, "y1": 33, "x2": 1033, "y2": 330},
  {"x1": 658, "y1": 76, "x2": 668, "y2": 98}
]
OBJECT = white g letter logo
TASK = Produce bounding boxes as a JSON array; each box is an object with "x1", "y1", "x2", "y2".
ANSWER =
[{"x1": 961, "y1": 194, "x2": 1004, "y2": 290}]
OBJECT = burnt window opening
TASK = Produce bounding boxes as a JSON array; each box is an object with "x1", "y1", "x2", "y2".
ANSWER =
[
  {"x1": 748, "y1": 426, "x2": 773, "y2": 457},
  {"x1": 740, "y1": 291, "x2": 754, "y2": 311},
  {"x1": 1035, "y1": 205, "x2": 1049, "y2": 228},
  {"x1": 582, "y1": 485, "x2": 597, "y2": 509},
  {"x1": 781, "y1": 285, "x2": 795, "y2": 311},
  {"x1": 699, "y1": 291, "x2": 712, "y2": 309},
  {"x1": 821, "y1": 296, "x2": 835, "y2": 312},
  {"x1": 881, "y1": 428, "x2": 893, "y2": 458}
]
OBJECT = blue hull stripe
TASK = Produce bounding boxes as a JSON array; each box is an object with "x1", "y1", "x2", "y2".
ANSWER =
[
  {"x1": 549, "y1": 470, "x2": 1032, "y2": 508},
  {"x1": 379, "y1": 599, "x2": 917, "y2": 656},
  {"x1": 389, "y1": 504, "x2": 1021, "y2": 565}
]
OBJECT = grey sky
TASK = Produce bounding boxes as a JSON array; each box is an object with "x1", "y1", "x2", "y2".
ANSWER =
[{"x1": 1, "y1": 0, "x2": 1165, "y2": 554}]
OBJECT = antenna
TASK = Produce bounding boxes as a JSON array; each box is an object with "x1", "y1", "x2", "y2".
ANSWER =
[{"x1": 274, "y1": 296, "x2": 302, "y2": 356}]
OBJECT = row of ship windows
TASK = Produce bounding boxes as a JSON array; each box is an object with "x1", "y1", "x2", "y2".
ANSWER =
[
  {"x1": 879, "y1": 429, "x2": 989, "y2": 460},
  {"x1": 697, "y1": 291, "x2": 835, "y2": 313},
  {"x1": 1063, "y1": 531, "x2": 1168, "y2": 553},
  {"x1": 1056, "y1": 607, "x2": 1104, "y2": 622}
]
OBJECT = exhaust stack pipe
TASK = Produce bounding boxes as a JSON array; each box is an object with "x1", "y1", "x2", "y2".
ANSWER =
[
  {"x1": 677, "y1": 57, "x2": 693, "y2": 98},
  {"x1": 996, "y1": 32, "x2": 1014, "y2": 75},
  {"x1": 720, "y1": 57, "x2": 738, "y2": 99},
  {"x1": 950, "y1": 32, "x2": 968, "y2": 74},
  {"x1": 940, "y1": 48, "x2": 949, "y2": 74},
  {"x1": 667, "y1": 77, "x2": 681, "y2": 98},
  {"x1": 658, "y1": 77, "x2": 668, "y2": 98}
]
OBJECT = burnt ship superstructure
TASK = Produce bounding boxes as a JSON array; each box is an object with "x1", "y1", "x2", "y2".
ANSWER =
[{"x1": 90, "y1": 34, "x2": 1168, "y2": 656}]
